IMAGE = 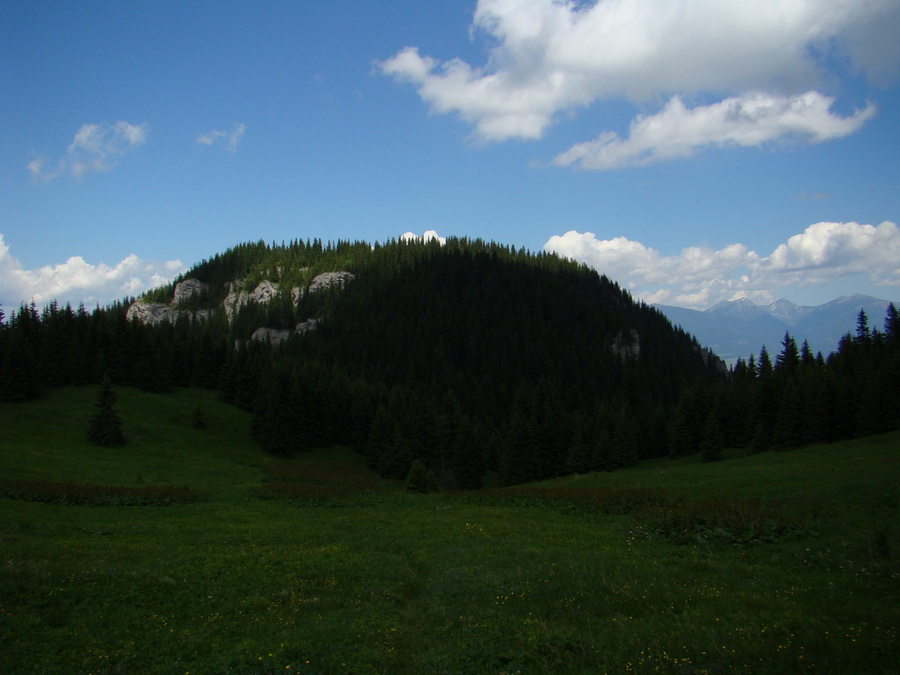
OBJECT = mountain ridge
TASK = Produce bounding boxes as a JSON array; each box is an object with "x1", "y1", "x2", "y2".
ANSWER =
[{"x1": 657, "y1": 294, "x2": 898, "y2": 363}]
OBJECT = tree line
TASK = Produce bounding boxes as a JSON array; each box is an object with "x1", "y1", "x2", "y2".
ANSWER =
[
  {"x1": 669, "y1": 306, "x2": 900, "y2": 461},
  {"x1": 2, "y1": 237, "x2": 897, "y2": 488}
]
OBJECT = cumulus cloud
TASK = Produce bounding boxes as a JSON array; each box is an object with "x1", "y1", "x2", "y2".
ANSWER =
[
  {"x1": 28, "y1": 121, "x2": 149, "y2": 181},
  {"x1": 380, "y1": 0, "x2": 894, "y2": 162},
  {"x1": 551, "y1": 91, "x2": 876, "y2": 169},
  {"x1": 544, "y1": 221, "x2": 900, "y2": 309},
  {"x1": 400, "y1": 230, "x2": 447, "y2": 245},
  {"x1": 197, "y1": 123, "x2": 246, "y2": 152},
  {"x1": 0, "y1": 234, "x2": 185, "y2": 310}
]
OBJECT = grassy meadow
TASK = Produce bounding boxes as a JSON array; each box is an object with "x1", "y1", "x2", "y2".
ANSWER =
[{"x1": 1, "y1": 386, "x2": 897, "y2": 673}]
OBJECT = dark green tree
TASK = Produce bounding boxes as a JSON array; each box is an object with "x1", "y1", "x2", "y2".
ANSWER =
[
  {"x1": 565, "y1": 413, "x2": 595, "y2": 474},
  {"x1": 855, "y1": 309, "x2": 871, "y2": 344},
  {"x1": 775, "y1": 332, "x2": 800, "y2": 376},
  {"x1": 191, "y1": 404, "x2": 208, "y2": 430},
  {"x1": 699, "y1": 412, "x2": 724, "y2": 462},
  {"x1": 772, "y1": 379, "x2": 804, "y2": 450},
  {"x1": 405, "y1": 459, "x2": 439, "y2": 493},
  {"x1": 0, "y1": 330, "x2": 40, "y2": 402},
  {"x1": 367, "y1": 404, "x2": 408, "y2": 478},
  {"x1": 87, "y1": 375, "x2": 126, "y2": 446}
]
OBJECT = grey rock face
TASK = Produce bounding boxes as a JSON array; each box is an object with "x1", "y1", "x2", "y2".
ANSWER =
[
  {"x1": 249, "y1": 280, "x2": 280, "y2": 304},
  {"x1": 309, "y1": 271, "x2": 355, "y2": 293},
  {"x1": 250, "y1": 327, "x2": 292, "y2": 345},
  {"x1": 248, "y1": 319, "x2": 323, "y2": 345},
  {"x1": 126, "y1": 301, "x2": 176, "y2": 325},
  {"x1": 174, "y1": 278, "x2": 206, "y2": 305},
  {"x1": 128, "y1": 271, "x2": 354, "y2": 331},
  {"x1": 611, "y1": 329, "x2": 640, "y2": 361},
  {"x1": 294, "y1": 318, "x2": 320, "y2": 335}
]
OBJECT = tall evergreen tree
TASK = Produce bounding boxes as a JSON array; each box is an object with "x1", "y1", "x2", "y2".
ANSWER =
[
  {"x1": 87, "y1": 375, "x2": 126, "y2": 446},
  {"x1": 855, "y1": 309, "x2": 871, "y2": 344},
  {"x1": 884, "y1": 303, "x2": 900, "y2": 348},
  {"x1": 405, "y1": 459, "x2": 439, "y2": 493},
  {"x1": 699, "y1": 412, "x2": 724, "y2": 462},
  {"x1": 0, "y1": 330, "x2": 40, "y2": 402},
  {"x1": 772, "y1": 379, "x2": 804, "y2": 450},
  {"x1": 775, "y1": 332, "x2": 800, "y2": 376}
]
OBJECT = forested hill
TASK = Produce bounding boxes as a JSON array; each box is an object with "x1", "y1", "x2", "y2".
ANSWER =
[
  {"x1": 1, "y1": 237, "x2": 724, "y2": 487},
  {"x1": 283, "y1": 240, "x2": 726, "y2": 486}
]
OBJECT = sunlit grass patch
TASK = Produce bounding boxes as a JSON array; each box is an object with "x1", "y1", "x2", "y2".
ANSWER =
[{"x1": 1, "y1": 389, "x2": 897, "y2": 673}]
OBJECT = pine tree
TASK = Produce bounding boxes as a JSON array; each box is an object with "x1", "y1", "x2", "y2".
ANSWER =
[
  {"x1": 367, "y1": 404, "x2": 408, "y2": 478},
  {"x1": 775, "y1": 332, "x2": 800, "y2": 376},
  {"x1": 87, "y1": 375, "x2": 126, "y2": 446},
  {"x1": 884, "y1": 303, "x2": 900, "y2": 348},
  {"x1": 772, "y1": 380, "x2": 804, "y2": 450},
  {"x1": 405, "y1": 459, "x2": 439, "y2": 493},
  {"x1": 0, "y1": 330, "x2": 40, "y2": 402},
  {"x1": 699, "y1": 413, "x2": 724, "y2": 462},
  {"x1": 855, "y1": 309, "x2": 871, "y2": 344},
  {"x1": 610, "y1": 405, "x2": 640, "y2": 469},
  {"x1": 191, "y1": 404, "x2": 208, "y2": 430},
  {"x1": 565, "y1": 414, "x2": 594, "y2": 474}
]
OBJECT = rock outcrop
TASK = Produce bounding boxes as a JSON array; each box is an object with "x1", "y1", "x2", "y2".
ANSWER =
[
  {"x1": 248, "y1": 319, "x2": 323, "y2": 346},
  {"x1": 126, "y1": 300, "x2": 212, "y2": 325},
  {"x1": 611, "y1": 329, "x2": 641, "y2": 361},
  {"x1": 222, "y1": 279, "x2": 295, "y2": 322},
  {"x1": 126, "y1": 301, "x2": 177, "y2": 325},
  {"x1": 173, "y1": 278, "x2": 206, "y2": 305},
  {"x1": 128, "y1": 272, "x2": 354, "y2": 337},
  {"x1": 309, "y1": 271, "x2": 354, "y2": 293},
  {"x1": 250, "y1": 327, "x2": 292, "y2": 345}
]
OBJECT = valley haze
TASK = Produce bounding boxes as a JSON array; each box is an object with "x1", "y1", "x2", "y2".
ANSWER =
[{"x1": 656, "y1": 293, "x2": 900, "y2": 365}]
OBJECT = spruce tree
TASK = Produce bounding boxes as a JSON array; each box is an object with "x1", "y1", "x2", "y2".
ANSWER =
[
  {"x1": 565, "y1": 414, "x2": 594, "y2": 474},
  {"x1": 855, "y1": 309, "x2": 871, "y2": 344},
  {"x1": 699, "y1": 413, "x2": 724, "y2": 462},
  {"x1": 0, "y1": 330, "x2": 40, "y2": 402},
  {"x1": 191, "y1": 404, "x2": 208, "y2": 430},
  {"x1": 87, "y1": 375, "x2": 126, "y2": 446},
  {"x1": 884, "y1": 303, "x2": 900, "y2": 348},
  {"x1": 775, "y1": 332, "x2": 800, "y2": 376},
  {"x1": 405, "y1": 459, "x2": 439, "y2": 493}
]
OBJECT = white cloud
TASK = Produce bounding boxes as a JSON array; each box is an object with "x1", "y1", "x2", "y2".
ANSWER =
[
  {"x1": 544, "y1": 220, "x2": 900, "y2": 309},
  {"x1": 197, "y1": 123, "x2": 246, "y2": 152},
  {"x1": 28, "y1": 121, "x2": 149, "y2": 181},
  {"x1": 764, "y1": 221, "x2": 900, "y2": 281},
  {"x1": 551, "y1": 91, "x2": 875, "y2": 169},
  {"x1": 400, "y1": 230, "x2": 447, "y2": 245},
  {"x1": 380, "y1": 0, "x2": 895, "y2": 161},
  {"x1": 0, "y1": 234, "x2": 186, "y2": 310}
]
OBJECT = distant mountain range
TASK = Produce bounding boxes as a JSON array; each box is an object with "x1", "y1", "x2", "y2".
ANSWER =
[{"x1": 656, "y1": 294, "x2": 898, "y2": 364}]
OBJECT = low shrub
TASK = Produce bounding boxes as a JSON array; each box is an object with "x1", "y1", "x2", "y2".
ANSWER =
[
  {"x1": 0, "y1": 479, "x2": 206, "y2": 506},
  {"x1": 637, "y1": 497, "x2": 820, "y2": 545},
  {"x1": 457, "y1": 486, "x2": 669, "y2": 515},
  {"x1": 262, "y1": 460, "x2": 385, "y2": 490},
  {"x1": 253, "y1": 481, "x2": 397, "y2": 507}
]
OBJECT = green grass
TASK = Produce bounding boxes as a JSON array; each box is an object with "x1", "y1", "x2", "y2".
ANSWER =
[{"x1": 1, "y1": 386, "x2": 898, "y2": 673}]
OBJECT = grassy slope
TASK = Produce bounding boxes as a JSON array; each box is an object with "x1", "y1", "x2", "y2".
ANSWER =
[{"x1": 1, "y1": 387, "x2": 897, "y2": 674}]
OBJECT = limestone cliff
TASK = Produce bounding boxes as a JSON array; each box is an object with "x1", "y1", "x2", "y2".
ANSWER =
[{"x1": 128, "y1": 272, "x2": 354, "y2": 342}]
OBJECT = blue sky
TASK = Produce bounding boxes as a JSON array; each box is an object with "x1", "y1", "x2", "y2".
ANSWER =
[{"x1": 2, "y1": 0, "x2": 899, "y2": 311}]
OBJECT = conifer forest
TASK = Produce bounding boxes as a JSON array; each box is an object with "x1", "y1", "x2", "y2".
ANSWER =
[{"x1": 2, "y1": 237, "x2": 899, "y2": 487}]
